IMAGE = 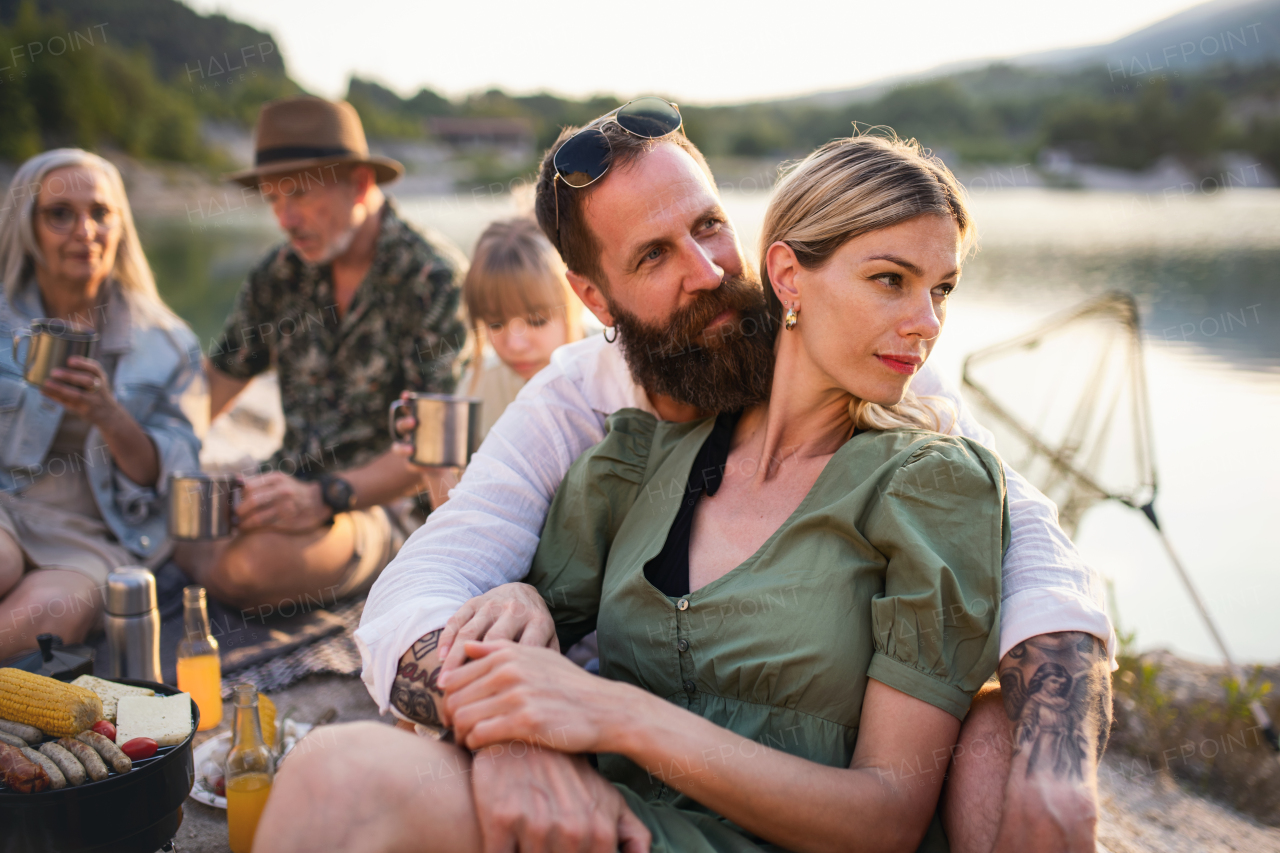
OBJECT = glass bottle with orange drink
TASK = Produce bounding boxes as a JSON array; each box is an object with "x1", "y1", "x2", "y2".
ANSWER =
[
  {"x1": 225, "y1": 683, "x2": 274, "y2": 853},
  {"x1": 176, "y1": 586, "x2": 222, "y2": 730}
]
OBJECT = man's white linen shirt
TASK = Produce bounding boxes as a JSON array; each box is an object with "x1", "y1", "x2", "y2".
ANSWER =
[{"x1": 356, "y1": 334, "x2": 1118, "y2": 717}]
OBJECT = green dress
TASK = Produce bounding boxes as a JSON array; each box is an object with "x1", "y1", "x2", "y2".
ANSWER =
[{"x1": 527, "y1": 410, "x2": 1009, "y2": 853}]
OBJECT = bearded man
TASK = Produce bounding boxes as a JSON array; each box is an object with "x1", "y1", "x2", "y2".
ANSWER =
[{"x1": 264, "y1": 102, "x2": 1113, "y2": 853}]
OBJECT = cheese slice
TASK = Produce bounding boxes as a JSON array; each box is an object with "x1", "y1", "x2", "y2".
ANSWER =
[
  {"x1": 70, "y1": 675, "x2": 155, "y2": 723},
  {"x1": 115, "y1": 693, "x2": 193, "y2": 747}
]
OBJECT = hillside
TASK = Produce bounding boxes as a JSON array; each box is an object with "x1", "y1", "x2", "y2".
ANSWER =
[
  {"x1": 0, "y1": 0, "x2": 297, "y2": 163},
  {"x1": 1, "y1": 0, "x2": 1278, "y2": 182},
  {"x1": 790, "y1": 0, "x2": 1280, "y2": 106},
  {"x1": 0, "y1": 0, "x2": 287, "y2": 82}
]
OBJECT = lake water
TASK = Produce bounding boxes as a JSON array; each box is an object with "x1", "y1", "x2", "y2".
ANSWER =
[{"x1": 138, "y1": 187, "x2": 1280, "y2": 665}]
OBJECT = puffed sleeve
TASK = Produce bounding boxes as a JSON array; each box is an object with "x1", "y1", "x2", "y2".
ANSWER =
[
  {"x1": 863, "y1": 436, "x2": 1009, "y2": 720},
  {"x1": 526, "y1": 408, "x2": 657, "y2": 649}
]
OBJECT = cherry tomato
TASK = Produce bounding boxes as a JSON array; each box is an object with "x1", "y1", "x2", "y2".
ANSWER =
[
  {"x1": 120, "y1": 737, "x2": 158, "y2": 760},
  {"x1": 91, "y1": 720, "x2": 116, "y2": 741}
]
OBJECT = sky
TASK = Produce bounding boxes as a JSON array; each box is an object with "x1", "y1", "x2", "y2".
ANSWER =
[{"x1": 188, "y1": 0, "x2": 1213, "y2": 104}]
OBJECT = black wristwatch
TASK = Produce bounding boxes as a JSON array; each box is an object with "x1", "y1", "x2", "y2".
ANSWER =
[{"x1": 317, "y1": 475, "x2": 356, "y2": 515}]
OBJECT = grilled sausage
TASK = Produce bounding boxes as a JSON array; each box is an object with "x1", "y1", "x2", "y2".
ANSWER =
[
  {"x1": 57, "y1": 737, "x2": 107, "y2": 782},
  {"x1": 39, "y1": 742, "x2": 86, "y2": 786},
  {"x1": 0, "y1": 742, "x2": 50, "y2": 793},
  {"x1": 19, "y1": 747, "x2": 65, "y2": 790},
  {"x1": 76, "y1": 730, "x2": 131, "y2": 774},
  {"x1": 0, "y1": 730, "x2": 27, "y2": 748},
  {"x1": 0, "y1": 718, "x2": 43, "y2": 744}
]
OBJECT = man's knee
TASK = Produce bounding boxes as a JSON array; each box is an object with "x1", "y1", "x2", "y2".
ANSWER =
[{"x1": 203, "y1": 536, "x2": 272, "y2": 607}]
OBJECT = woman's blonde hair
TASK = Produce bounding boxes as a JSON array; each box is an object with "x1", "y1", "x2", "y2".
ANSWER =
[
  {"x1": 0, "y1": 148, "x2": 181, "y2": 329},
  {"x1": 463, "y1": 217, "x2": 582, "y2": 389},
  {"x1": 761, "y1": 130, "x2": 974, "y2": 433}
]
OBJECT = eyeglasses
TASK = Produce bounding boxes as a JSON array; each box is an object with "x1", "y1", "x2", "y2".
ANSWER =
[
  {"x1": 552, "y1": 96, "x2": 683, "y2": 233},
  {"x1": 36, "y1": 203, "x2": 119, "y2": 235}
]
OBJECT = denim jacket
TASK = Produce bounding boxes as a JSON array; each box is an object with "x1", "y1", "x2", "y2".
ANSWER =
[{"x1": 0, "y1": 279, "x2": 203, "y2": 559}]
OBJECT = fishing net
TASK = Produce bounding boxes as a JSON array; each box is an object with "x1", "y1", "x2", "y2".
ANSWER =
[
  {"x1": 961, "y1": 292, "x2": 1155, "y2": 538},
  {"x1": 962, "y1": 292, "x2": 1278, "y2": 750}
]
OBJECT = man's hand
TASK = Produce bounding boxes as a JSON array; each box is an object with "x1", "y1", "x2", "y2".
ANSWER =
[
  {"x1": 438, "y1": 582, "x2": 558, "y2": 675},
  {"x1": 236, "y1": 472, "x2": 333, "y2": 532},
  {"x1": 470, "y1": 745, "x2": 650, "y2": 853},
  {"x1": 992, "y1": 631, "x2": 1111, "y2": 853}
]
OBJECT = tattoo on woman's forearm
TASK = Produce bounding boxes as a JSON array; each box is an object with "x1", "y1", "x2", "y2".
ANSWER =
[
  {"x1": 999, "y1": 631, "x2": 1112, "y2": 781},
  {"x1": 392, "y1": 629, "x2": 445, "y2": 727}
]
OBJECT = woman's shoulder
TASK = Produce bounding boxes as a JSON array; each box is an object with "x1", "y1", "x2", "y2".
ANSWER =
[
  {"x1": 130, "y1": 307, "x2": 200, "y2": 358},
  {"x1": 846, "y1": 428, "x2": 1006, "y2": 498}
]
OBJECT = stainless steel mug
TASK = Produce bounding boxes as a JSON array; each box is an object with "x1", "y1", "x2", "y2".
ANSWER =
[
  {"x1": 389, "y1": 393, "x2": 482, "y2": 467},
  {"x1": 104, "y1": 567, "x2": 162, "y2": 682},
  {"x1": 11, "y1": 319, "x2": 99, "y2": 386},
  {"x1": 168, "y1": 472, "x2": 242, "y2": 540}
]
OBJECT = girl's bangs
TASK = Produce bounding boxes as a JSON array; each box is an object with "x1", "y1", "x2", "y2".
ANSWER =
[{"x1": 466, "y1": 268, "x2": 572, "y2": 326}]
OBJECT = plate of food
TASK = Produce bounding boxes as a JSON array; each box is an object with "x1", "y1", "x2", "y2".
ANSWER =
[{"x1": 190, "y1": 701, "x2": 313, "y2": 810}]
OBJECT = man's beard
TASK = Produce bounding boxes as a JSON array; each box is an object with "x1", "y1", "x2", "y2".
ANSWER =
[
  {"x1": 610, "y1": 274, "x2": 777, "y2": 413},
  {"x1": 292, "y1": 221, "x2": 359, "y2": 265}
]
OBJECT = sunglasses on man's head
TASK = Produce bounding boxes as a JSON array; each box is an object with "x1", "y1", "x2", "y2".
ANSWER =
[{"x1": 552, "y1": 97, "x2": 683, "y2": 232}]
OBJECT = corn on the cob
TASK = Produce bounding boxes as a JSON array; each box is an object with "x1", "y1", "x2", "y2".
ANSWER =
[
  {"x1": 0, "y1": 668, "x2": 103, "y2": 737},
  {"x1": 258, "y1": 693, "x2": 276, "y2": 747}
]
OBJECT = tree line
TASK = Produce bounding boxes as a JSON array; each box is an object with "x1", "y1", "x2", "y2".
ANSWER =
[{"x1": 2, "y1": 0, "x2": 1277, "y2": 181}]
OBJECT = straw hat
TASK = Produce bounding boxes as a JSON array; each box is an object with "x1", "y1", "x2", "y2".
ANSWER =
[{"x1": 224, "y1": 95, "x2": 404, "y2": 187}]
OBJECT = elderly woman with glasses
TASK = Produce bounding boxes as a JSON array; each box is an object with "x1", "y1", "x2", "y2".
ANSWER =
[{"x1": 0, "y1": 149, "x2": 202, "y2": 655}]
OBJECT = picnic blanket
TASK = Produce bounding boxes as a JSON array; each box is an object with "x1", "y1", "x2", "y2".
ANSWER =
[{"x1": 92, "y1": 561, "x2": 366, "y2": 694}]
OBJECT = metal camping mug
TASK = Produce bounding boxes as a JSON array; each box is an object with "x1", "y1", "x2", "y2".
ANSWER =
[
  {"x1": 389, "y1": 393, "x2": 482, "y2": 467},
  {"x1": 11, "y1": 319, "x2": 99, "y2": 386},
  {"x1": 168, "y1": 472, "x2": 242, "y2": 540}
]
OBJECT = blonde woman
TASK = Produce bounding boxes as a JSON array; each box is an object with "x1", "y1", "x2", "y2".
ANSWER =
[
  {"x1": 461, "y1": 217, "x2": 583, "y2": 442},
  {"x1": 0, "y1": 149, "x2": 202, "y2": 652}
]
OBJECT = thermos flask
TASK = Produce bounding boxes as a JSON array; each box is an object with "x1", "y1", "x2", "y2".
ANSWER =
[{"x1": 104, "y1": 567, "x2": 163, "y2": 682}]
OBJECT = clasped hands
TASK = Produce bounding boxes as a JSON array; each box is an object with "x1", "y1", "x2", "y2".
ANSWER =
[
  {"x1": 432, "y1": 583, "x2": 652, "y2": 853},
  {"x1": 435, "y1": 585, "x2": 633, "y2": 755}
]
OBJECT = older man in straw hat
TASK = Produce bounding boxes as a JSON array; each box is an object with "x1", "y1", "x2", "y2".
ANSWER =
[{"x1": 176, "y1": 95, "x2": 466, "y2": 611}]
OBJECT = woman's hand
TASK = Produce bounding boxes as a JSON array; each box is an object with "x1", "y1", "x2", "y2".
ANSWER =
[
  {"x1": 442, "y1": 640, "x2": 638, "y2": 754},
  {"x1": 40, "y1": 355, "x2": 161, "y2": 486},
  {"x1": 40, "y1": 356, "x2": 120, "y2": 426}
]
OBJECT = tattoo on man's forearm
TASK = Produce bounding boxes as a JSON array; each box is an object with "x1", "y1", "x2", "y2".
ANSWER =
[
  {"x1": 392, "y1": 629, "x2": 445, "y2": 727},
  {"x1": 1000, "y1": 631, "x2": 1112, "y2": 781}
]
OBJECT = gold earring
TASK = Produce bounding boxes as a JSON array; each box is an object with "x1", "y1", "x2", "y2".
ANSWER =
[{"x1": 784, "y1": 303, "x2": 799, "y2": 330}]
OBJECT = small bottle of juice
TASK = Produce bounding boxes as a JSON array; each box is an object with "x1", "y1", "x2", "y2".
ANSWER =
[
  {"x1": 176, "y1": 586, "x2": 222, "y2": 730},
  {"x1": 225, "y1": 683, "x2": 275, "y2": 853}
]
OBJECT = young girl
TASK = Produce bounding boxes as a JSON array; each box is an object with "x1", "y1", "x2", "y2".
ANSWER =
[{"x1": 461, "y1": 217, "x2": 583, "y2": 442}]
